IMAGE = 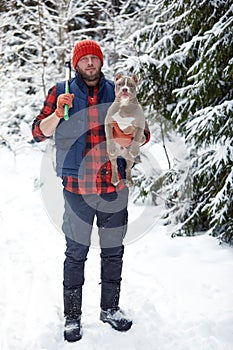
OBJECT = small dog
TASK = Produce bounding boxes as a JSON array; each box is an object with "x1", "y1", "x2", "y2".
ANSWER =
[{"x1": 105, "y1": 73, "x2": 145, "y2": 186}]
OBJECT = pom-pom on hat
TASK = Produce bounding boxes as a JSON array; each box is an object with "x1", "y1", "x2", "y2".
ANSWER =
[{"x1": 72, "y1": 39, "x2": 104, "y2": 69}]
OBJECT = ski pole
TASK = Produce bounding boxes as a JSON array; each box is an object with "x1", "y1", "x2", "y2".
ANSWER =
[{"x1": 64, "y1": 60, "x2": 71, "y2": 121}]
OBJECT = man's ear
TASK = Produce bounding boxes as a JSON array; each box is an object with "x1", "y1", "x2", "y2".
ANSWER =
[
  {"x1": 115, "y1": 73, "x2": 123, "y2": 82},
  {"x1": 131, "y1": 74, "x2": 139, "y2": 85}
]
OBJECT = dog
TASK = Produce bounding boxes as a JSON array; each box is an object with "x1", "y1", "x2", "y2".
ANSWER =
[{"x1": 105, "y1": 73, "x2": 146, "y2": 186}]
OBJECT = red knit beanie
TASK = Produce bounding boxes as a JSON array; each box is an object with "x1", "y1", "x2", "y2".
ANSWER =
[{"x1": 72, "y1": 40, "x2": 104, "y2": 69}]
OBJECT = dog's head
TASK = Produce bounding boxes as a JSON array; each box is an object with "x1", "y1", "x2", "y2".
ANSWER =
[{"x1": 114, "y1": 73, "x2": 138, "y2": 105}]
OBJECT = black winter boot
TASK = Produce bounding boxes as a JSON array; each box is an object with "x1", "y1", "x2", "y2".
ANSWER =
[
  {"x1": 100, "y1": 281, "x2": 132, "y2": 332},
  {"x1": 64, "y1": 287, "x2": 82, "y2": 342}
]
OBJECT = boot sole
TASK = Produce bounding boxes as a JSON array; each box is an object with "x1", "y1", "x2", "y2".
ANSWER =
[{"x1": 100, "y1": 317, "x2": 132, "y2": 332}]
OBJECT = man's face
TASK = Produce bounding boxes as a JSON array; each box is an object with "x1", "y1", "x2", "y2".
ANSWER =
[{"x1": 76, "y1": 55, "x2": 102, "y2": 83}]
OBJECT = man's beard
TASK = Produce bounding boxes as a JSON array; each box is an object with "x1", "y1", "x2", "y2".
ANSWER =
[{"x1": 77, "y1": 66, "x2": 101, "y2": 82}]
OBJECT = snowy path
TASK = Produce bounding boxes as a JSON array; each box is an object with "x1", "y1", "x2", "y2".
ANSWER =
[{"x1": 0, "y1": 148, "x2": 233, "y2": 350}]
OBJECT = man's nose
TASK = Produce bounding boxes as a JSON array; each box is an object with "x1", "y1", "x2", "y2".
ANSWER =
[{"x1": 87, "y1": 57, "x2": 94, "y2": 64}]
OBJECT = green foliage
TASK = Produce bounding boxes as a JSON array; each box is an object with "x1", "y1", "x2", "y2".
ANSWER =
[
  {"x1": 114, "y1": 0, "x2": 233, "y2": 241},
  {"x1": 170, "y1": 2, "x2": 233, "y2": 240}
]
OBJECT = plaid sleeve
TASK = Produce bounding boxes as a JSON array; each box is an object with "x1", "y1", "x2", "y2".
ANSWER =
[{"x1": 32, "y1": 85, "x2": 57, "y2": 142}]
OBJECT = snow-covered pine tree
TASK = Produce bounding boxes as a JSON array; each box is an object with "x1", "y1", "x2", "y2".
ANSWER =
[
  {"x1": 171, "y1": 1, "x2": 233, "y2": 242},
  {"x1": 88, "y1": 0, "x2": 148, "y2": 78},
  {"x1": 0, "y1": 0, "x2": 92, "y2": 148},
  {"x1": 113, "y1": 0, "x2": 233, "y2": 241},
  {"x1": 0, "y1": 0, "x2": 42, "y2": 149},
  {"x1": 114, "y1": 0, "x2": 194, "y2": 205}
]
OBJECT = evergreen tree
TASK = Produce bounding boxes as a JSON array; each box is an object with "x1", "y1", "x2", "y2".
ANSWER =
[
  {"x1": 0, "y1": 0, "x2": 92, "y2": 147},
  {"x1": 114, "y1": 0, "x2": 194, "y2": 205},
  {"x1": 172, "y1": 1, "x2": 233, "y2": 242},
  {"x1": 117, "y1": 0, "x2": 233, "y2": 241},
  {"x1": 89, "y1": 0, "x2": 147, "y2": 78}
]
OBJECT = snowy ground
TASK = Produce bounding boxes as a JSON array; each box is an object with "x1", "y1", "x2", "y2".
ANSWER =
[{"x1": 0, "y1": 145, "x2": 233, "y2": 350}]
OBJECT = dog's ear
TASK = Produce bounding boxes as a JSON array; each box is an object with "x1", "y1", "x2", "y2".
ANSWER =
[
  {"x1": 115, "y1": 73, "x2": 123, "y2": 82},
  {"x1": 131, "y1": 74, "x2": 139, "y2": 85}
]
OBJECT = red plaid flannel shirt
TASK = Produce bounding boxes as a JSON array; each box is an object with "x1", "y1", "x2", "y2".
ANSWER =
[{"x1": 32, "y1": 84, "x2": 150, "y2": 195}]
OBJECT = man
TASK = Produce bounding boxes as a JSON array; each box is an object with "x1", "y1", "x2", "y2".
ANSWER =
[{"x1": 32, "y1": 39, "x2": 150, "y2": 342}]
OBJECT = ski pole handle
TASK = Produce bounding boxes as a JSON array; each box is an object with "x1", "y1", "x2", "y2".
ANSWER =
[{"x1": 64, "y1": 61, "x2": 71, "y2": 121}]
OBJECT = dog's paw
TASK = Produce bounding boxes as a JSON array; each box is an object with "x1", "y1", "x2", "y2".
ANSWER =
[
  {"x1": 111, "y1": 176, "x2": 120, "y2": 187},
  {"x1": 134, "y1": 155, "x2": 142, "y2": 163},
  {"x1": 125, "y1": 177, "x2": 134, "y2": 187},
  {"x1": 129, "y1": 142, "x2": 140, "y2": 159},
  {"x1": 107, "y1": 142, "x2": 117, "y2": 157},
  {"x1": 129, "y1": 150, "x2": 140, "y2": 160}
]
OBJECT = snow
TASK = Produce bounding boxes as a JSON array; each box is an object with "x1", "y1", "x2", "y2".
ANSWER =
[{"x1": 0, "y1": 145, "x2": 233, "y2": 350}]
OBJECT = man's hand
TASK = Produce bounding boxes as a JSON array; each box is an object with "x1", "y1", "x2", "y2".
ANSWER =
[{"x1": 55, "y1": 93, "x2": 74, "y2": 118}]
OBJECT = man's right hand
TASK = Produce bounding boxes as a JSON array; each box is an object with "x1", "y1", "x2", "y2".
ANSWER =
[{"x1": 55, "y1": 93, "x2": 74, "y2": 118}]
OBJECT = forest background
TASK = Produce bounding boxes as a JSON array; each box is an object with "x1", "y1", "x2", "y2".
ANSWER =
[{"x1": 0, "y1": 0, "x2": 232, "y2": 243}]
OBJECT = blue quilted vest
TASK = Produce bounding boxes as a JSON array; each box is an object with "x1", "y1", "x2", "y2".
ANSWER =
[{"x1": 55, "y1": 72, "x2": 126, "y2": 179}]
